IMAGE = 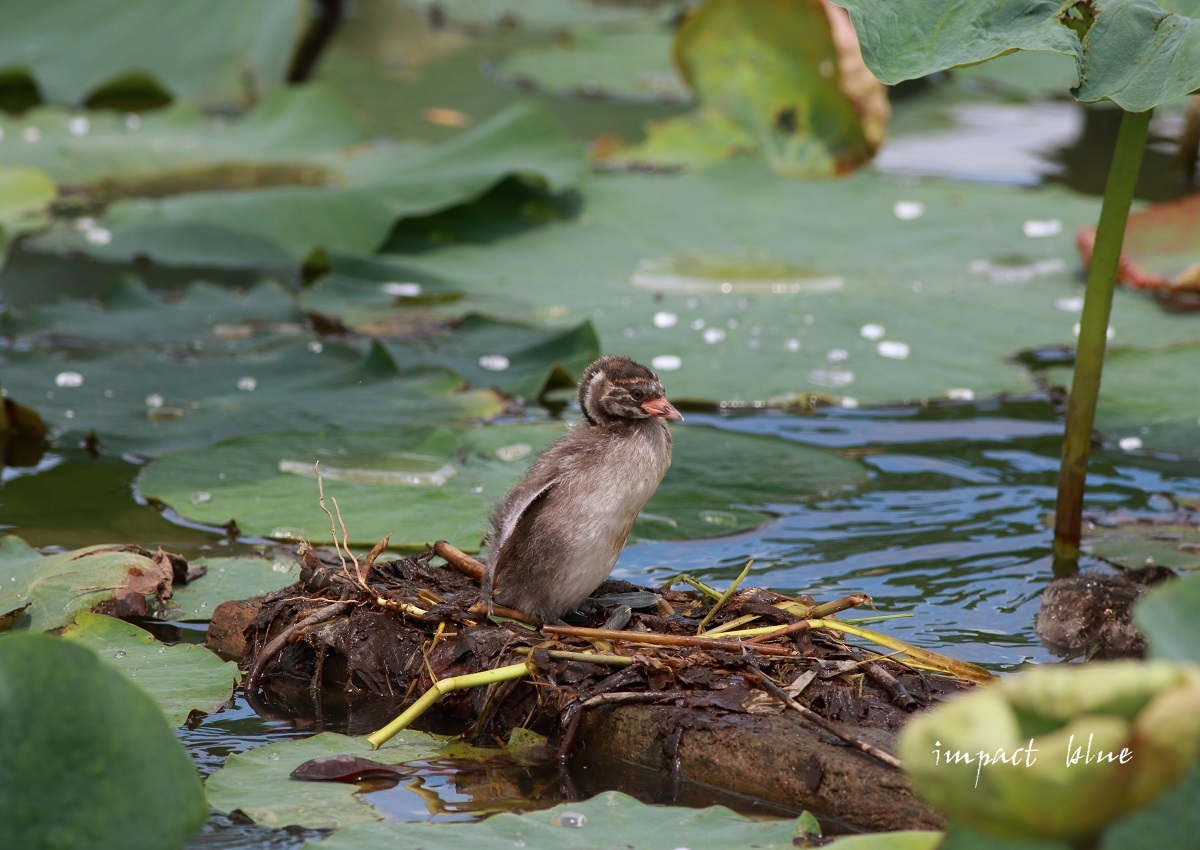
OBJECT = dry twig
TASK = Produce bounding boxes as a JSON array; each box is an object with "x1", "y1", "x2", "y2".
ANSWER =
[{"x1": 543, "y1": 624, "x2": 795, "y2": 657}]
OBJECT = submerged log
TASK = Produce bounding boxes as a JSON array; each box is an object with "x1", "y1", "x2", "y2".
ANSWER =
[
  {"x1": 581, "y1": 707, "x2": 941, "y2": 832},
  {"x1": 212, "y1": 543, "x2": 976, "y2": 832}
]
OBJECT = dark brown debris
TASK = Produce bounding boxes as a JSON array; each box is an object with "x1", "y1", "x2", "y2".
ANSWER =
[{"x1": 1036, "y1": 567, "x2": 1173, "y2": 659}]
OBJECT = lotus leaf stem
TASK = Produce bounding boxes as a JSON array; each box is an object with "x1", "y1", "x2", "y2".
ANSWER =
[
  {"x1": 1053, "y1": 108, "x2": 1152, "y2": 573},
  {"x1": 367, "y1": 660, "x2": 532, "y2": 749}
]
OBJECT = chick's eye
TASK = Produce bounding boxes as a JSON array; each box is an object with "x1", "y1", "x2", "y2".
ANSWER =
[{"x1": 631, "y1": 389, "x2": 645, "y2": 401}]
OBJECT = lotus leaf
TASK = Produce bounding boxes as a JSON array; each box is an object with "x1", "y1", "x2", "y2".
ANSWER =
[
  {"x1": 381, "y1": 315, "x2": 600, "y2": 400},
  {"x1": 169, "y1": 556, "x2": 299, "y2": 622},
  {"x1": 6, "y1": 277, "x2": 306, "y2": 349},
  {"x1": 0, "y1": 633, "x2": 207, "y2": 850},
  {"x1": 206, "y1": 731, "x2": 448, "y2": 829},
  {"x1": 0, "y1": 86, "x2": 360, "y2": 192},
  {"x1": 491, "y1": 27, "x2": 689, "y2": 104},
  {"x1": 62, "y1": 612, "x2": 240, "y2": 726},
  {"x1": 0, "y1": 166, "x2": 55, "y2": 259},
  {"x1": 45, "y1": 102, "x2": 586, "y2": 268},
  {"x1": 0, "y1": 537, "x2": 169, "y2": 632},
  {"x1": 831, "y1": 0, "x2": 1200, "y2": 112},
  {"x1": 898, "y1": 660, "x2": 1200, "y2": 841},
  {"x1": 304, "y1": 790, "x2": 813, "y2": 850},
  {"x1": 615, "y1": 0, "x2": 886, "y2": 175},
  {"x1": 1135, "y1": 570, "x2": 1200, "y2": 662},
  {"x1": 0, "y1": 0, "x2": 302, "y2": 107},
  {"x1": 0, "y1": 338, "x2": 504, "y2": 457},
  {"x1": 1043, "y1": 343, "x2": 1200, "y2": 458}
]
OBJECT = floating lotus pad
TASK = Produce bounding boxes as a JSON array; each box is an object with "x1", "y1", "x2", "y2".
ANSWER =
[{"x1": 62, "y1": 612, "x2": 241, "y2": 726}]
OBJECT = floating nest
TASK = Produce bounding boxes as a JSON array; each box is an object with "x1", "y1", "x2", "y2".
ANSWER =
[{"x1": 209, "y1": 540, "x2": 990, "y2": 832}]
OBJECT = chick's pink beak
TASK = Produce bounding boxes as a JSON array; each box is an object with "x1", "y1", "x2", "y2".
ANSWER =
[{"x1": 642, "y1": 396, "x2": 684, "y2": 421}]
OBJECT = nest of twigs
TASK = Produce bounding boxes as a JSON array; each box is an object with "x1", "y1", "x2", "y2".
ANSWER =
[{"x1": 226, "y1": 538, "x2": 986, "y2": 771}]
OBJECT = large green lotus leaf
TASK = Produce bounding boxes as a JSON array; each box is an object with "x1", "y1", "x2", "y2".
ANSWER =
[
  {"x1": 388, "y1": 164, "x2": 1199, "y2": 406},
  {"x1": 61, "y1": 612, "x2": 240, "y2": 726},
  {"x1": 0, "y1": 86, "x2": 362, "y2": 191},
  {"x1": 831, "y1": 0, "x2": 1200, "y2": 112},
  {"x1": 0, "y1": 537, "x2": 168, "y2": 633},
  {"x1": 1134, "y1": 570, "x2": 1200, "y2": 662},
  {"x1": 0, "y1": 339, "x2": 505, "y2": 457},
  {"x1": 490, "y1": 28, "x2": 689, "y2": 104},
  {"x1": 304, "y1": 790, "x2": 803, "y2": 850},
  {"x1": 616, "y1": 0, "x2": 881, "y2": 175},
  {"x1": 169, "y1": 556, "x2": 299, "y2": 622},
  {"x1": 54, "y1": 104, "x2": 586, "y2": 268},
  {"x1": 0, "y1": 166, "x2": 55, "y2": 259},
  {"x1": 1044, "y1": 343, "x2": 1200, "y2": 457},
  {"x1": 0, "y1": 634, "x2": 207, "y2": 850},
  {"x1": 0, "y1": 0, "x2": 301, "y2": 108},
  {"x1": 206, "y1": 731, "x2": 449, "y2": 829},
  {"x1": 6, "y1": 277, "x2": 307, "y2": 349},
  {"x1": 136, "y1": 423, "x2": 864, "y2": 551},
  {"x1": 381, "y1": 315, "x2": 601, "y2": 400}
]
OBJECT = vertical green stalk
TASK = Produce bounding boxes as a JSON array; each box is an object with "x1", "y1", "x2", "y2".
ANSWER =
[{"x1": 1052, "y1": 108, "x2": 1152, "y2": 574}]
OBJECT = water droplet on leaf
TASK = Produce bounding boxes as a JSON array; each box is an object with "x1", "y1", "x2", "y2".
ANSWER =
[
  {"x1": 807, "y1": 368, "x2": 855, "y2": 388},
  {"x1": 479, "y1": 355, "x2": 510, "y2": 371},
  {"x1": 84, "y1": 227, "x2": 112, "y2": 246},
  {"x1": 496, "y1": 443, "x2": 532, "y2": 462},
  {"x1": 550, "y1": 812, "x2": 587, "y2": 828},
  {"x1": 381, "y1": 281, "x2": 422, "y2": 297},
  {"x1": 1023, "y1": 219, "x2": 1062, "y2": 238}
]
